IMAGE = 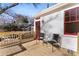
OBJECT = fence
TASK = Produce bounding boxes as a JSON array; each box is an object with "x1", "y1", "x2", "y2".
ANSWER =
[{"x1": 0, "y1": 31, "x2": 34, "y2": 48}]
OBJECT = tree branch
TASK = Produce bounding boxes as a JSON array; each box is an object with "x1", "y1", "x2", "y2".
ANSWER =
[{"x1": 0, "y1": 3, "x2": 19, "y2": 14}]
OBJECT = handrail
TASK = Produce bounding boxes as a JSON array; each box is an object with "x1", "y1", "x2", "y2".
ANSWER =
[{"x1": 0, "y1": 31, "x2": 33, "y2": 48}]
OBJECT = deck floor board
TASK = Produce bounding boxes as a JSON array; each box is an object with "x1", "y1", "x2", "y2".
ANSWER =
[{"x1": 14, "y1": 40, "x2": 68, "y2": 56}]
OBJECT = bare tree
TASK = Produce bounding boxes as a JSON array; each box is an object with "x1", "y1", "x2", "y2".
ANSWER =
[
  {"x1": 0, "y1": 3, "x2": 19, "y2": 14},
  {"x1": 32, "y1": 3, "x2": 40, "y2": 8}
]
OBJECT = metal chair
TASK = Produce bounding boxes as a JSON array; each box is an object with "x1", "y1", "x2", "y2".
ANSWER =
[
  {"x1": 40, "y1": 33, "x2": 45, "y2": 40},
  {"x1": 40, "y1": 33, "x2": 48, "y2": 44},
  {"x1": 47, "y1": 34, "x2": 61, "y2": 52}
]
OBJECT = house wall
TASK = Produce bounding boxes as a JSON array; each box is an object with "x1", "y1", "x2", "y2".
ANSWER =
[
  {"x1": 40, "y1": 11, "x2": 64, "y2": 41},
  {"x1": 40, "y1": 4, "x2": 79, "y2": 51}
]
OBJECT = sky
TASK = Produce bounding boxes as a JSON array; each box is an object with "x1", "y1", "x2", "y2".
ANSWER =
[
  {"x1": 0, "y1": 3, "x2": 56, "y2": 24},
  {"x1": 10, "y1": 3, "x2": 56, "y2": 17}
]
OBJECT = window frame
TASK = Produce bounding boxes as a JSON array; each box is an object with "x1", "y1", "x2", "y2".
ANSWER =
[{"x1": 64, "y1": 7, "x2": 79, "y2": 35}]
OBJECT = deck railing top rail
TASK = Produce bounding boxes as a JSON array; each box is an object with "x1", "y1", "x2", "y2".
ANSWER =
[{"x1": 0, "y1": 31, "x2": 33, "y2": 48}]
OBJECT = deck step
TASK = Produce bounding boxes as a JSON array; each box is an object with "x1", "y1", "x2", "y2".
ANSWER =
[{"x1": 0, "y1": 45, "x2": 23, "y2": 56}]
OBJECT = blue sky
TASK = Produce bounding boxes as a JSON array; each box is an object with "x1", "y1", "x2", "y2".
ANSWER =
[
  {"x1": 10, "y1": 3, "x2": 56, "y2": 17},
  {"x1": 0, "y1": 3, "x2": 56, "y2": 24}
]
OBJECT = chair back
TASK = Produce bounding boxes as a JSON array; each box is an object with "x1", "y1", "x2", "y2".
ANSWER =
[
  {"x1": 40, "y1": 33, "x2": 45, "y2": 39},
  {"x1": 53, "y1": 34, "x2": 60, "y2": 43}
]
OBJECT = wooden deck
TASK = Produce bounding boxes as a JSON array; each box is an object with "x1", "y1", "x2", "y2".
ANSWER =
[
  {"x1": 13, "y1": 40, "x2": 69, "y2": 56},
  {"x1": 0, "y1": 39, "x2": 76, "y2": 56}
]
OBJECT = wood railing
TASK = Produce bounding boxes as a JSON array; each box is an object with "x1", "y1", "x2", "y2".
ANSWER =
[{"x1": 0, "y1": 31, "x2": 34, "y2": 48}]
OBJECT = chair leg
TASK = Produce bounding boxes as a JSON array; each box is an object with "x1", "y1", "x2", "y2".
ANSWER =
[
  {"x1": 51, "y1": 46, "x2": 57, "y2": 52},
  {"x1": 67, "y1": 49, "x2": 74, "y2": 56},
  {"x1": 52, "y1": 45, "x2": 53, "y2": 52}
]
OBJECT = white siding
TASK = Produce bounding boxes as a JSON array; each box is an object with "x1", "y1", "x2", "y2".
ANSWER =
[
  {"x1": 40, "y1": 4, "x2": 79, "y2": 51},
  {"x1": 40, "y1": 11, "x2": 64, "y2": 41}
]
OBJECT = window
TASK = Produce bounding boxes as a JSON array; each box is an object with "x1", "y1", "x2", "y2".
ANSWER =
[
  {"x1": 65, "y1": 16, "x2": 70, "y2": 22},
  {"x1": 65, "y1": 23, "x2": 76, "y2": 34},
  {"x1": 65, "y1": 11, "x2": 69, "y2": 17},
  {"x1": 64, "y1": 7, "x2": 79, "y2": 35},
  {"x1": 70, "y1": 8, "x2": 76, "y2": 16}
]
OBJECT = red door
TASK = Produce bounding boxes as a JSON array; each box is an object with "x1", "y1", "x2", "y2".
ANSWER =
[{"x1": 35, "y1": 21, "x2": 40, "y2": 40}]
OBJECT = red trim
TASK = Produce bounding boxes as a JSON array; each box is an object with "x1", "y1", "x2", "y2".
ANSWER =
[
  {"x1": 64, "y1": 7, "x2": 79, "y2": 35},
  {"x1": 64, "y1": 33, "x2": 77, "y2": 35},
  {"x1": 64, "y1": 11, "x2": 66, "y2": 35},
  {"x1": 64, "y1": 20, "x2": 79, "y2": 23},
  {"x1": 35, "y1": 21, "x2": 40, "y2": 40},
  {"x1": 76, "y1": 8, "x2": 77, "y2": 35},
  {"x1": 64, "y1": 34, "x2": 77, "y2": 36}
]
